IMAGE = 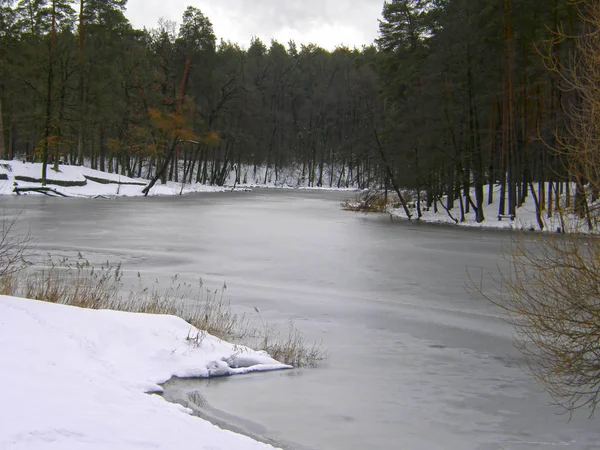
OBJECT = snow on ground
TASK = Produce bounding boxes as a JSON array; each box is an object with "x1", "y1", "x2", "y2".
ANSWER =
[
  {"x1": 388, "y1": 184, "x2": 592, "y2": 233},
  {"x1": 0, "y1": 160, "x2": 355, "y2": 197},
  {"x1": 231, "y1": 182, "x2": 357, "y2": 192},
  {"x1": 223, "y1": 163, "x2": 359, "y2": 190},
  {"x1": 0, "y1": 160, "x2": 225, "y2": 198},
  {"x1": 0, "y1": 296, "x2": 289, "y2": 449}
]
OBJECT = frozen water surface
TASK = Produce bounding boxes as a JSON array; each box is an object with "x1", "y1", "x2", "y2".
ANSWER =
[{"x1": 3, "y1": 190, "x2": 600, "y2": 450}]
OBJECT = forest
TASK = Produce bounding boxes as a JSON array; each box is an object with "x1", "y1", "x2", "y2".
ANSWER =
[{"x1": 0, "y1": 0, "x2": 586, "y2": 220}]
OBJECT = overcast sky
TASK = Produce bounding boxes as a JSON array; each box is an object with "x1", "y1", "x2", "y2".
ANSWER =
[{"x1": 125, "y1": 0, "x2": 383, "y2": 50}]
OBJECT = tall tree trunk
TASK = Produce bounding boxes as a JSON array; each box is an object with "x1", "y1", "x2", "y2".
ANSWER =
[
  {"x1": 174, "y1": 148, "x2": 179, "y2": 182},
  {"x1": 529, "y1": 181, "x2": 544, "y2": 230},
  {"x1": 467, "y1": 47, "x2": 484, "y2": 223},
  {"x1": 372, "y1": 127, "x2": 412, "y2": 219},
  {"x1": 503, "y1": 0, "x2": 517, "y2": 219},
  {"x1": 99, "y1": 123, "x2": 105, "y2": 172},
  {"x1": 0, "y1": 91, "x2": 5, "y2": 159},
  {"x1": 168, "y1": 150, "x2": 175, "y2": 181},
  {"x1": 446, "y1": 168, "x2": 454, "y2": 211},
  {"x1": 77, "y1": 0, "x2": 85, "y2": 166},
  {"x1": 8, "y1": 123, "x2": 15, "y2": 160},
  {"x1": 42, "y1": 1, "x2": 57, "y2": 186}
]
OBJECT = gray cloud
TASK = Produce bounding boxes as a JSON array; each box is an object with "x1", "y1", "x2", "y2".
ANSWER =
[{"x1": 125, "y1": 0, "x2": 383, "y2": 49}]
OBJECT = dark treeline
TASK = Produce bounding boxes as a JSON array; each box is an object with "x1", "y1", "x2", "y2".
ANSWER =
[
  {"x1": 0, "y1": 0, "x2": 381, "y2": 190},
  {"x1": 0, "y1": 0, "x2": 587, "y2": 212},
  {"x1": 378, "y1": 0, "x2": 582, "y2": 222}
]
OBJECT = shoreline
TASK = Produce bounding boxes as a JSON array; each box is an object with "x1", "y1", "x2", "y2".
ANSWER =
[
  {"x1": 0, "y1": 295, "x2": 291, "y2": 449},
  {"x1": 386, "y1": 212, "x2": 562, "y2": 235},
  {"x1": 160, "y1": 377, "x2": 299, "y2": 450},
  {"x1": 0, "y1": 160, "x2": 361, "y2": 199}
]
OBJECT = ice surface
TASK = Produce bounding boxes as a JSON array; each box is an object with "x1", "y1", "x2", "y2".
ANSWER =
[{"x1": 4, "y1": 186, "x2": 600, "y2": 450}]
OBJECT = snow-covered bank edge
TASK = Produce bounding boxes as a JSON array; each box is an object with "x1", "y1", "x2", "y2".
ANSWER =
[
  {"x1": 0, "y1": 160, "x2": 226, "y2": 198},
  {"x1": 226, "y1": 183, "x2": 359, "y2": 192},
  {"x1": 0, "y1": 160, "x2": 359, "y2": 198},
  {"x1": 379, "y1": 184, "x2": 596, "y2": 234},
  {"x1": 0, "y1": 295, "x2": 288, "y2": 449}
]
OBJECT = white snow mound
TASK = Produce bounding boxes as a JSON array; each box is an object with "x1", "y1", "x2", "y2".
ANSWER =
[{"x1": 0, "y1": 296, "x2": 288, "y2": 449}]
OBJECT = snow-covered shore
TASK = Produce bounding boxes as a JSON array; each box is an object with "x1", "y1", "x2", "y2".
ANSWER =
[
  {"x1": 0, "y1": 160, "x2": 358, "y2": 198},
  {"x1": 0, "y1": 160, "x2": 226, "y2": 197},
  {"x1": 0, "y1": 296, "x2": 288, "y2": 449},
  {"x1": 388, "y1": 184, "x2": 592, "y2": 233}
]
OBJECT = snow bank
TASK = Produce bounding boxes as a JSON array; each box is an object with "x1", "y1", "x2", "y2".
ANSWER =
[
  {"x1": 0, "y1": 160, "x2": 225, "y2": 198},
  {"x1": 0, "y1": 160, "x2": 355, "y2": 198},
  {"x1": 389, "y1": 184, "x2": 591, "y2": 233},
  {"x1": 0, "y1": 296, "x2": 288, "y2": 449}
]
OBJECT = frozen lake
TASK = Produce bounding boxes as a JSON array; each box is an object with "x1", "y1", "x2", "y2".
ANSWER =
[{"x1": 4, "y1": 190, "x2": 600, "y2": 450}]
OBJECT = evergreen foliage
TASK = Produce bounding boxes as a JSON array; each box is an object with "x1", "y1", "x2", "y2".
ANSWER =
[{"x1": 0, "y1": 0, "x2": 588, "y2": 203}]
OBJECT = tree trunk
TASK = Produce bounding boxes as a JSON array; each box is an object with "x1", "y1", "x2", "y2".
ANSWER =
[
  {"x1": 8, "y1": 123, "x2": 15, "y2": 160},
  {"x1": 99, "y1": 123, "x2": 105, "y2": 172},
  {"x1": 143, "y1": 139, "x2": 178, "y2": 195},
  {"x1": 503, "y1": 0, "x2": 516, "y2": 219},
  {"x1": 143, "y1": 55, "x2": 192, "y2": 195},
  {"x1": 529, "y1": 182, "x2": 544, "y2": 230},
  {"x1": 77, "y1": 0, "x2": 85, "y2": 166},
  {"x1": 467, "y1": 48, "x2": 485, "y2": 224},
  {"x1": 372, "y1": 127, "x2": 412, "y2": 219},
  {"x1": 42, "y1": 1, "x2": 57, "y2": 186},
  {"x1": 0, "y1": 90, "x2": 5, "y2": 159},
  {"x1": 547, "y1": 181, "x2": 553, "y2": 218}
]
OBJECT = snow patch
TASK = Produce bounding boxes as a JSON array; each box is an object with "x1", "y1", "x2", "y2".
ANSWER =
[
  {"x1": 389, "y1": 184, "x2": 593, "y2": 233},
  {"x1": 0, "y1": 160, "x2": 226, "y2": 198},
  {"x1": 0, "y1": 296, "x2": 287, "y2": 449}
]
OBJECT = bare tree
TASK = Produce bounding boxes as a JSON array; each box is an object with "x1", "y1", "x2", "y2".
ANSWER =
[
  {"x1": 485, "y1": 0, "x2": 600, "y2": 417},
  {"x1": 541, "y1": 0, "x2": 600, "y2": 225},
  {"x1": 0, "y1": 213, "x2": 31, "y2": 279},
  {"x1": 488, "y1": 235, "x2": 600, "y2": 416}
]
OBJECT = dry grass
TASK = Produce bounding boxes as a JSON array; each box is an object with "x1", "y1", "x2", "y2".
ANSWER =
[
  {"x1": 257, "y1": 319, "x2": 325, "y2": 368},
  {"x1": 125, "y1": 273, "x2": 249, "y2": 340},
  {"x1": 14, "y1": 256, "x2": 123, "y2": 308},
  {"x1": 342, "y1": 190, "x2": 389, "y2": 212},
  {"x1": 0, "y1": 254, "x2": 324, "y2": 367},
  {"x1": 342, "y1": 189, "x2": 407, "y2": 213}
]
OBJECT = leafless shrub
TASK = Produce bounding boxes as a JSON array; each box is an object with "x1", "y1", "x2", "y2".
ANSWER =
[
  {"x1": 477, "y1": 232, "x2": 600, "y2": 416},
  {"x1": 342, "y1": 189, "x2": 402, "y2": 213},
  {"x1": 482, "y1": 0, "x2": 600, "y2": 417},
  {"x1": 540, "y1": 0, "x2": 600, "y2": 227},
  {"x1": 258, "y1": 319, "x2": 326, "y2": 367},
  {"x1": 342, "y1": 190, "x2": 385, "y2": 212},
  {"x1": 0, "y1": 213, "x2": 32, "y2": 278}
]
